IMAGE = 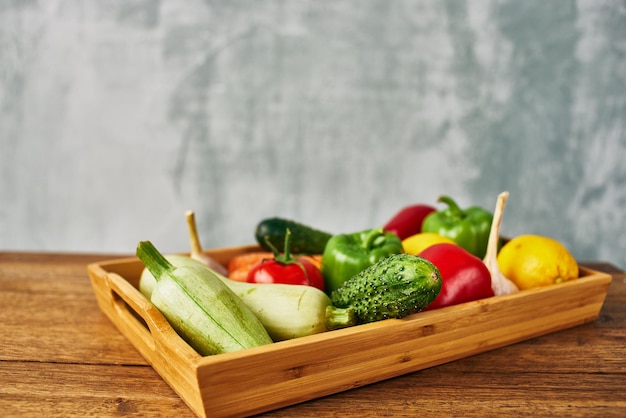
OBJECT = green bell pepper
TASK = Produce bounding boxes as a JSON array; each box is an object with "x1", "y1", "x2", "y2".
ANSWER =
[
  {"x1": 421, "y1": 195, "x2": 493, "y2": 259},
  {"x1": 322, "y1": 228, "x2": 403, "y2": 293}
]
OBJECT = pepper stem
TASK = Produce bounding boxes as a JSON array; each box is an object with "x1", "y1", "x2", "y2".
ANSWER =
[
  {"x1": 438, "y1": 195, "x2": 464, "y2": 219},
  {"x1": 136, "y1": 241, "x2": 175, "y2": 282},
  {"x1": 363, "y1": 227, "x2": 384, "y2": 250}
]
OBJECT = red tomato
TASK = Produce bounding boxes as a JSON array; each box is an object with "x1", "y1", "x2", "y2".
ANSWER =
[{"x1": 246, "y1": 257, "x2": 326, "y2": 291}]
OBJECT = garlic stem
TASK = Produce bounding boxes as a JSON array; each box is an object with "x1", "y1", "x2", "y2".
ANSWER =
[
  {"x1": 185, "y1": 210, "x2": 229, "y2": 276},
  {"x1": 483, "y1": 192, "x2": 518, "y2": 296}
]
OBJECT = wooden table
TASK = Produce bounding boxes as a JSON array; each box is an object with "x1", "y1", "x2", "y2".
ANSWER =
[{"x1": 1, "y1": 252, "x2": 624, "y2": 417}]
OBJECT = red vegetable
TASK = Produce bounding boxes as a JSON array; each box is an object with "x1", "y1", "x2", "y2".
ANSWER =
[
  {"x1": 418, "y1": 243, "x2": 494, "y2": 309},
  {"x1": 247, "y1": 229, "x2": 325, "y2": 291},
  {"x1": 383, "y1": 204, "x2": 436, "y2": 240}
]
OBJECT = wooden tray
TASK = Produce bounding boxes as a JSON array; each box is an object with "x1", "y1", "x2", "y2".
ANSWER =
[{"x1": 87, "y1": 244, "x2": 612, "y2": 418}]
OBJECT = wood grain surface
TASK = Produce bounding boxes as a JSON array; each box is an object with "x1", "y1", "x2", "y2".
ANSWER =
[{"x1": 1, "y1": 252, "x2": 624, "y2": 417}]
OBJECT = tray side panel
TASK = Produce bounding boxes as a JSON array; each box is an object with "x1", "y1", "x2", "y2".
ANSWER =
[{"x1": 195, "y1": 274, "x2": 611, "y2": 417}]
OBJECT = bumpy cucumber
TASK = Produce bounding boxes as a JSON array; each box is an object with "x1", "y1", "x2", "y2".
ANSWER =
[
  {"x1": 255, "y1": 217, "x2": 332, "y2": 254},
  {"x1": 136, "y1": 242, "x2": 273, "y2": 356},
  {"x1": 329, "y1": 253, "x2": 442, "y2": 326},
  {"x1": 140, "y1": 255, "x2": 355, "y2": 341}
]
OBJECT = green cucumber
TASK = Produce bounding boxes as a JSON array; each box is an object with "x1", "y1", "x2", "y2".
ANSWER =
[
  {"x1": 255, "y1": 217, "x2": 332, "y2": 254},
  {"x1": 136, "y1": 242, "x2": 273, "y2": 355},
  {"x1": 328, "y1": 253, "x2": 442, "y2": 328},
  {"x1": 140, "y1": 255, "x2": 355, "y2": 341}
]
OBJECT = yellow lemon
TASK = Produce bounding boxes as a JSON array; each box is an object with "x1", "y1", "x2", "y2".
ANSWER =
[
  {"x1": 402, "y1": 232, "x2": 457, "y2": 255},
  {"x1": 497, "y1": 234, "x2": 579, "y2": 290}
]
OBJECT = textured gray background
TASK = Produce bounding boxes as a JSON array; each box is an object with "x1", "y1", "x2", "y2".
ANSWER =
[{"x1": 1, "y1": 1, "x2": 625, "y2": 269}]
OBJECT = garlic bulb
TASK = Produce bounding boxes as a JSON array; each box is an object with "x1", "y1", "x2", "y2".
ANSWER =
[{"x1": 483, "y1": 192, "x2": 518, "y2": 296}]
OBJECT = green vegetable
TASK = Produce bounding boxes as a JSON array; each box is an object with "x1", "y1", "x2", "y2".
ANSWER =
[
  {"x1": 328, "y1": 253, "x2": 442, "y2": 328},
  {"x1": 421, "y1": 195, "x2": 493, "y2": 259},
  {"x1": 140, "y1": 255, "x2": 356, "y2": 341},
  {"x1": 322, "y1": 228, "x2": 403, "y2": 293},
  {"x1": 136, "y1": 241, "x2": 273, "y2": 355},
  {"x1": 255, "y1": 217, "x2": 332, "y2": 254}
]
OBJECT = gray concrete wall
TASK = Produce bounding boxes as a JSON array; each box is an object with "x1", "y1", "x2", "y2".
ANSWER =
[{"x1": 1, "y1": 1, "x2": 625, "y2": 269}]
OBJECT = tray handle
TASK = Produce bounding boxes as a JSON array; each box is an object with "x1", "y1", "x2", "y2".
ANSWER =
[{"x1": 104, "y1": 270, "x2": 200, "y2": 363}]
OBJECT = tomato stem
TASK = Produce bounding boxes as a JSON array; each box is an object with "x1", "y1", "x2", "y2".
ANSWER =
[
  {"x1": 261, "y1": 229, "x2": 315, "y2": 286},
  {"x1": 263, "y1": 229, "x2": 296, "y2": 265}
]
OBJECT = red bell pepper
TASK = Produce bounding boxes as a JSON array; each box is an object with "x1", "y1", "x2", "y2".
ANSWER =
[
  {"x1": 383, "y1": 204, "x2": 436, "y2": 240},
  {"x1": 418, "y1": 243, "x2": 493, "y2": 309},
  {"x1": 247, "y1": 229, "x2": 325, "y2": 291}
]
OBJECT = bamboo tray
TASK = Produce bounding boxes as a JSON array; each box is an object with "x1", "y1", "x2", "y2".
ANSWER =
[{"x1": 87, "y1": 244, "x2": 612, "y2": 418}]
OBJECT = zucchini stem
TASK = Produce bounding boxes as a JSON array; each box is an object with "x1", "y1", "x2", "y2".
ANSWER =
[
  {"x1": 136, "y1": 241, "x2": 175, "y2": 282},
  {"x1": 325, "y1": 306, "x2": 357, "y2": 330}
]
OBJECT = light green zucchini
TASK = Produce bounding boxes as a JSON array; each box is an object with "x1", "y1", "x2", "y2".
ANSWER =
[
  {"x1": 139, "y1": 254, "x2": 355, "y2": 341},
  {"x1": 136, "y1": 241, "x2": 273, "y2": 355}
]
